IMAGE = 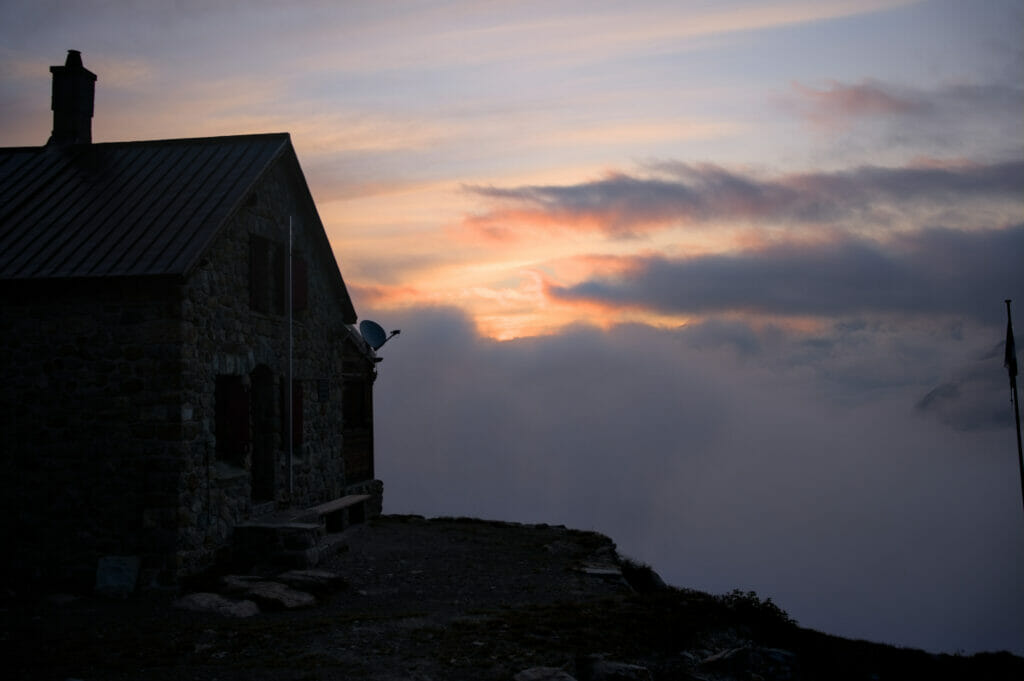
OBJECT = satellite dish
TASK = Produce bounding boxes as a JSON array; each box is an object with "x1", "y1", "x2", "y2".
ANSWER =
[
  {"x1": 359, "y1": 319, "x2": 401, "y2": 350},
  {"x1": 359, "y1": 320, "x2": 387, "y2": 349}
]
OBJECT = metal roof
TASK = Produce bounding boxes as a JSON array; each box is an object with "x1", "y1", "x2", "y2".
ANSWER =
[{"x1": 0, "y1": 133, "x2": 291, "y2": 279}]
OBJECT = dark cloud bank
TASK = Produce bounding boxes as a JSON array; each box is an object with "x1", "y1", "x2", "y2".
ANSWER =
[
  {"x1": 466, "y1": 159, "x2": 1024, "y2": 236},
  {"x1": 371, "y1": 303, "x2": 1024, "y2": 656},
  {"x1": 550, "y1": 224, "x2": 1024, "y2": 323}
]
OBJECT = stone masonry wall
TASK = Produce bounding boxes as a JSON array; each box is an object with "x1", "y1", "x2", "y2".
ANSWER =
[
  {"x1": 0, "y1": 277, "x2": 187, "y2": 587},
  {"x1": 176, "y1": 155, "x2": 372, "y2": 575}
]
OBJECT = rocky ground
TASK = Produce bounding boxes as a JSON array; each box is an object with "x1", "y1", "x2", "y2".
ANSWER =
[{"x1": 3, "y1": 515, "x2": 1022, "y2": 680}]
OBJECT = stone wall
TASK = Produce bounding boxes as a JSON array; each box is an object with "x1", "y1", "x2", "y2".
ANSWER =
[
  {"x1": 175, "y1": 154, "x2": 378, "y2": 576},
  {"x1": 0, "y1": 277, "x2": 187, "y2": 587},
  {"x1": 346, "y1": 478, "x2": 385, "y2": 518}
]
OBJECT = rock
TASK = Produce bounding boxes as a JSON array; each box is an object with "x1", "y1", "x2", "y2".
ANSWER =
[
  {"x1": 514, "y1": 667, "x2": 578, "y2": 681},
  {"x1": 276, "y1": 568, "x2": 348, "y2": 595},
  {"x1": 757, "y1": 647, "x2": 799, "y2": 680},
  {"x1": 595, "y1": 662, "x2": 652, "y2": 681},
  {"x1": 618, "y1": 560, "x2": 668, "y2": 593},
  {"x1": 173, "y1": 592, "x2": 259, "y2": 618},
  {"x1": 700, "y1": 646, "x2": 745, "y2": 666},
  {"x1": 577, "y1": 655, "x2": 653, "y2": 681},
  {"x1": 220, "y1": 576, "x2": 316, "y2": 610},
  {"x1": 700, "y1": 646, "x2": 798, "y2": 680},
  {"x1": 94, "y1": 555, "x2": 140, "y2": 599},
  {"x1": 544, "y1": 540, "x2": 577, "y2": 555},
  {"x1": 220, "y1": 574, "x2": 266, "y2": 592},
  {"x1": 578, "y1": 564, "x2": 622, "y2": 577}
]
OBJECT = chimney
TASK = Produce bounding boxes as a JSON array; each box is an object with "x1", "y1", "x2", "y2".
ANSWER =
[{"x1": 48, "y1": 50, "x2": 97, "y2": 146}]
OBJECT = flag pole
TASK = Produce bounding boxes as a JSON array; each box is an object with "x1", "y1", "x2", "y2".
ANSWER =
[
  {"x1": 1005, "y1": 299, "x2": 1024, "y2": 518},
  {"x1": 288, "y1": 216, "x2": 294, "y2": 499}
]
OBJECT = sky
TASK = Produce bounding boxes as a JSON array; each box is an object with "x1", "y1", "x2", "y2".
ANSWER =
[{"x1": 2, "y1": 0, "x2": 1023, "y2": 656}]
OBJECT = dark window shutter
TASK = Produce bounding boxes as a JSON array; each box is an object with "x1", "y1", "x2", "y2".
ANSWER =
[
  {"x1": 292, "y1": 255, "x2": 308, "y2": 311},
  {"x1": 292, "y1": 380, "x2": 303, "y2": 449},
  {"x1": 250, "y1": 234, "x2": 291, "y2": 316},
  {"x1": 249, "y1": 236, "x2": 270, "y2": 312},
  {"x1": 272, "y1": 241, "x2": 286, "y2": 315}
]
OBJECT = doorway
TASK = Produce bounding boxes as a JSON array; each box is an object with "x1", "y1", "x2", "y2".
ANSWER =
[{"x1": 250, "y1": 364, "x2": 276, "y2": 502}]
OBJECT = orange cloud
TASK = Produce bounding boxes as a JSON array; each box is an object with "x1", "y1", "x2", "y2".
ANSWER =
[
  {"x1": 461, "y1": 207, "x2": 618, "y2": 242},
  {"x1": 348, "y1": 282, "x2": 429, "y2": 311}
]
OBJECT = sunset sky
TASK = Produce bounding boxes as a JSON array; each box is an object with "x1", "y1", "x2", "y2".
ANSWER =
[{"x1": 3, "y1": 0, "x2": 1023, "y2": 656}]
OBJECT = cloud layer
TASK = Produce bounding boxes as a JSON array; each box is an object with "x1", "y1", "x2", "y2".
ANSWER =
[
  {"x1": 373, "y1": 306, "x2": 1024, "y2": 655},
  {"x1": 548, "y1": 224, "x2": 1024, "y2": 322},
  {"x1": 465, "y1": 160, "x2": 1024, "y2": 238}
]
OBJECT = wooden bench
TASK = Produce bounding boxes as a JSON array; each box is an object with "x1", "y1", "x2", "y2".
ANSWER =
[{"x1": 305, "y1": 494, "x2": 371, "y2": 532}]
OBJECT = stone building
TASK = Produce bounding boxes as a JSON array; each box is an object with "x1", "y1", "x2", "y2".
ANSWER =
[{"x1": 0, "y1": 51, "x2": 382, "y2": 587}]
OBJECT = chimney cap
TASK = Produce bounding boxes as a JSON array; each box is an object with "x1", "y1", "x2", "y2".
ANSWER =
[{"x1": 50, "y1": 49, "x2": 96, "y2": 80}]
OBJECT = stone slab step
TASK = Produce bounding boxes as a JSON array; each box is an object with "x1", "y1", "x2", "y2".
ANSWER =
[
  {"x1": 251, "y1": 500, "x2": 277, "y2": 518},
  {"x1": 232, "y1": 523, "x2": 326, "y2": 567}
]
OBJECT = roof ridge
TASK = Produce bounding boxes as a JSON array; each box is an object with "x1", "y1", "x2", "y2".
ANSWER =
[
  {"x1": 0, "y1": 132, "x2": 291, "y2": 153},
  {"x1": 90, "y1": 132, "x2": 292, "y2": 148}
]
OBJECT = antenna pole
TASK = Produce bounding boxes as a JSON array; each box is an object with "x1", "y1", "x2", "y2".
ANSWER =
[
  {"x1": 1005, "y1": 300, "x2": 1024, "y2": 519},
  {"x1": 288, "y1": 217, "x2": 294, "y2": 499}
]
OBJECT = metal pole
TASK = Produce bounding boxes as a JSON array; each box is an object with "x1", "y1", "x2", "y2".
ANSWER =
[
  {"x1": 1013, "y1": 379, "x2": 1024, "y2": 520},
  {"x1": 288, "y1": 217, "x2": 294, "y2": 498},
  {"x1": 1005, "y1": 300, "x2": 1024, "y2": 519}
]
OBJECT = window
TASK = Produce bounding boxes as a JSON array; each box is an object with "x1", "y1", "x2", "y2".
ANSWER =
[
  {"x1": 249, "y1": 234, "x2": 308, "y2": 314},
  {"x1": 343, "y1": 379, "x2": 371, "y2": 430},
  {"x1": 249, "y1": 234, "x2": 285, "y2": 314}
]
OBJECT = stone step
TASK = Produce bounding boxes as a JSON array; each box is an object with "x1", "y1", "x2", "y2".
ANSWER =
[
  {"x1": 234, "y1": 521, "x2": 325, "y2": 547},
  {"x1": 232, "y1": 522, "x2": 325, "y2": 568},
  {"x1": 316, "y1": 530, "x2": 351, "y2": 560},
  {"x1": 250, "y1": 500, "x2": 277, "y2": 518}
]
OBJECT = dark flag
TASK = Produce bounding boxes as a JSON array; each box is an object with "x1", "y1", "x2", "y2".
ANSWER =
[{"x1": 1007, "y1": 317, "x2": 1019, "y2": 380}]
